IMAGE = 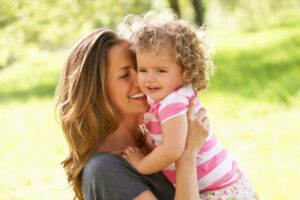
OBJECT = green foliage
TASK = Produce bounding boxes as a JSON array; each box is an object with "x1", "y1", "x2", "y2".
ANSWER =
[
  {"x1": 0, "y1": 48, "x2": 64, "y2": 102},
  {"x1": 206, "y1": 0, "x2": 300, "y2": 31},
  {"x1": 211, "y1": 26, "x2": 300, "y2": 104},
  {"x1": 0, "y1": 0, "x2": 152, "y2": 66},
  {"x1": 1, "y1": 0, "x2": 300, "y2": 67},
  {"x1": 0, "y1": 0, "x2": 18, "y2": 27}
]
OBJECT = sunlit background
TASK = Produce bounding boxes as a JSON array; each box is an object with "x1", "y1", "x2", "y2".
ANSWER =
[{"x1": 0, "y1": 0, "x2": 299, "y2": 199}]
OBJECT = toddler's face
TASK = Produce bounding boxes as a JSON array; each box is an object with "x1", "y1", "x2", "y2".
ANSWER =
[{"x1": 136, "y1": 49, "x2": 184, "y2": 102}]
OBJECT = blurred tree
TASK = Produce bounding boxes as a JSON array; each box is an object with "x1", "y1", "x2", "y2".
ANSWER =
[
  {"x1": 0, "y1": 0, "x2": 151, "y2": 66},
  {"x1": 219, "y1": 0, "x2": 240, "y2": 12},
  {"x1": 1, "y1": 0, "x2": 300, "y2": 67},
  {"x1": 167, "y1": 0, "x2": 206, "y2": 25},
  {"x1": 168, "y1": 0, "x2": 181, "y2": 17},
  {"x1": 191, "y1": 0, "x2": 205, "y2": 25}
]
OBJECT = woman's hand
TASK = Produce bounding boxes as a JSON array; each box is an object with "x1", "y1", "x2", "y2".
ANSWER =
[
  {"x1": 174, "y1": 97, "x2": 210, "y2": 200},
  {"x1": 185, "y1": 96, "x2": 210, "y2": 156}
]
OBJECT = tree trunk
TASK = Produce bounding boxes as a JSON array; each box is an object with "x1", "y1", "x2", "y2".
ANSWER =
[
  {"x1": 168, "y1": 0, "x2": 181, "y2": 18},
  {"x1": 192, "y1": 0, "x2": 205, "y2": 26}
]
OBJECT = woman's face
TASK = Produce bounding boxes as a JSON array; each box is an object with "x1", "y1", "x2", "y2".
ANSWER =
[{"x1": 106, "y1": 42, "x2": 149, "y2": 118}]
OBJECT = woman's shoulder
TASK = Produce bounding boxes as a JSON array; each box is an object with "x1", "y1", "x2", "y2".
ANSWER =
[
  {"x1": 82, "y1": 152, "x2": 175, "y2": 200},
  {"x1": 82, "y1": 152, "x2": 149, "y2": 200},
  {"x1": 83, "y1": 152, "x2": 129, "y2": 173},
  {"x1": 82, "y1": 152, "x2": 135, "y2": 184}
]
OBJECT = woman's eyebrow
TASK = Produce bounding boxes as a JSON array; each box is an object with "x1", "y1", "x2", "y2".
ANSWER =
[{"x1": 118, "y1": 66, "x2": 130, "y2": 70}]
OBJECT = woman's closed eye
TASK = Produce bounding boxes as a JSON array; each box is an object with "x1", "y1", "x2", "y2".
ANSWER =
[{"x1": 119, "y1": 73, "x2": 129, "y2": 79}]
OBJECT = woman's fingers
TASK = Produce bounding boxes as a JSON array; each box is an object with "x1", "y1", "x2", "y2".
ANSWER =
[
  {"x1": 201, "y1": 117, "x2": 210, "y2": 134},
  {"x1": 195, "y1": 107, "x2": 207, "y2": 122},
  {"x1": 193, "y1": 107, "x2": 210, "y2": 137},
  {"x1": 188, "y1": 97, "x2": 207, "y2": 123},
  {"x1": 187, "y1": 97, "x2": 198, "y2": 121}
]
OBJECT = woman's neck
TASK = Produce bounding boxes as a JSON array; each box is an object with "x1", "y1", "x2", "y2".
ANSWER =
[{"x1": 97, "y1": 115, "x2": 141, "y2": 154}]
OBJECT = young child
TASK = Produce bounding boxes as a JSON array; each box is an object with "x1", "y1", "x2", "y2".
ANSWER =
[{"x1": 120, "y1": 12, "x2": 258, "y2": 199}]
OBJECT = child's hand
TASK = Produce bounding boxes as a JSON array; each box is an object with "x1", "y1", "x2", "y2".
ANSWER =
[{"x1": 122, "y1": 146, "x2": 146, "y2": 169}]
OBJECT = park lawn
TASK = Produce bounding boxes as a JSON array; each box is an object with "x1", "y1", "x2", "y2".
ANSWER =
[
  {"x1": 0, "y1": 100, "x2": 72, "y2": 200},
  {"x1": 200, "y1": 93, "x2": 300, "y2": 200},
  {"x1": 0, "y1": 91, "x2": 299, "y2": 200},
  {"x1": 0, "y1": 24, "x2": 299, "y2": 199}
]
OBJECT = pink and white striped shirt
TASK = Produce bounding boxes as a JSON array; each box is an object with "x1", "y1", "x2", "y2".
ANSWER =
[{"x1": 144, "y1": 86, "x2": 240, "y2": 191}]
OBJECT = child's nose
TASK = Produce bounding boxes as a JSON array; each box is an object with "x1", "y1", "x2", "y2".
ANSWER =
[
  {"x1": 147, "y1": 72, "x2": 155, "y2": 81},
  {"x1": 146, "y1": 72, "x2": 155, "y2": 82}
]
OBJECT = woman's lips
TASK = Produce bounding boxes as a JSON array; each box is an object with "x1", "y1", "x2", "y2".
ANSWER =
[{"x1": 129, "y1": 93, "x2": 147, "y2": 101}]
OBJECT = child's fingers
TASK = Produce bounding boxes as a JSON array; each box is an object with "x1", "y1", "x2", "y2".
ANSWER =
[
  {"x1": 133, "y1": 147, "x2": 140, "y2": 152},
  {"x1": 123, "y1": 146, "x2": 134, "y2": 155},
  {"x1": 122, "y1": 153, "x2": 128, "y2": 160}
]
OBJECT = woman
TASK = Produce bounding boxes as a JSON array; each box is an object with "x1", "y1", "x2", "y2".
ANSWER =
[{"x1": 55, "y1": 28, "x2": 209, "y2": 200}]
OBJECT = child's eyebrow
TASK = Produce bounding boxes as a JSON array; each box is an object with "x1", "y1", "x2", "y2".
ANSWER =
[
  {"x1": 155, "y1": 66, "x2": 168, "y2": 69},
  {"x1": 136, "y1": 66, "x2": 168, "y2": 70}
]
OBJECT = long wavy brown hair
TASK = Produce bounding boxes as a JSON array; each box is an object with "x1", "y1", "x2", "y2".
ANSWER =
[{"x1": 55, "y1": 28, "x2": 124, "y2": 200}]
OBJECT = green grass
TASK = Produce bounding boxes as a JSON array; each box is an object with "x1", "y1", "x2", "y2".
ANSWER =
[
  {"x1": 0, "y1": 100, "x2": 72, "y2": 200},
  {"x1": 211, "y1": 25, "x2": 300, "y2": 103},
  {"x1": 199, "y1": 93, "x2": 300, "y2": 200},
  {"x1": 0, "y1": 50, "x2": 73, "y2": 200},
  {"x1": 0, "y1": 23, "x2": 300, "y2": 199},
  {"x1": 0, "y1": 48, "x2": 65, "y2": 103}
]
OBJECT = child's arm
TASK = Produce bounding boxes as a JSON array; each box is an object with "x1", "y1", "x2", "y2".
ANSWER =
[{"x1": 123, "y1": 114, "x2": 188, "y2": 175}]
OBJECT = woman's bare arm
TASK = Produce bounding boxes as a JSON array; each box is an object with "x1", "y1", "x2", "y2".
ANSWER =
[{"x1": 175, "y1": 97, "x2": 209, "y2": 200}]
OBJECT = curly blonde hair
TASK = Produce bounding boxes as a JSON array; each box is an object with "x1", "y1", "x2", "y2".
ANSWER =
[{"x1": 119, "y1": 11, "x2": 214, "y2": 91}]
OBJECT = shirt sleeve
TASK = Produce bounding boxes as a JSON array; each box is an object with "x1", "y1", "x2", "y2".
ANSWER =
[{"x1": 158, "y1": 93, "x2": 189, "y2": 124}]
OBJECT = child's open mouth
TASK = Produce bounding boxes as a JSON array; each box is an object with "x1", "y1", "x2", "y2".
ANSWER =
[{"x1": 147, "y1": 86, "x2": 161, "y2": 93}]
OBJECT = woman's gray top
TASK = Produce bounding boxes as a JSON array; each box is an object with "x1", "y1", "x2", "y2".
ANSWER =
[{"x1": 82, "y1": 152, "x2": 175, "y2": 200}]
